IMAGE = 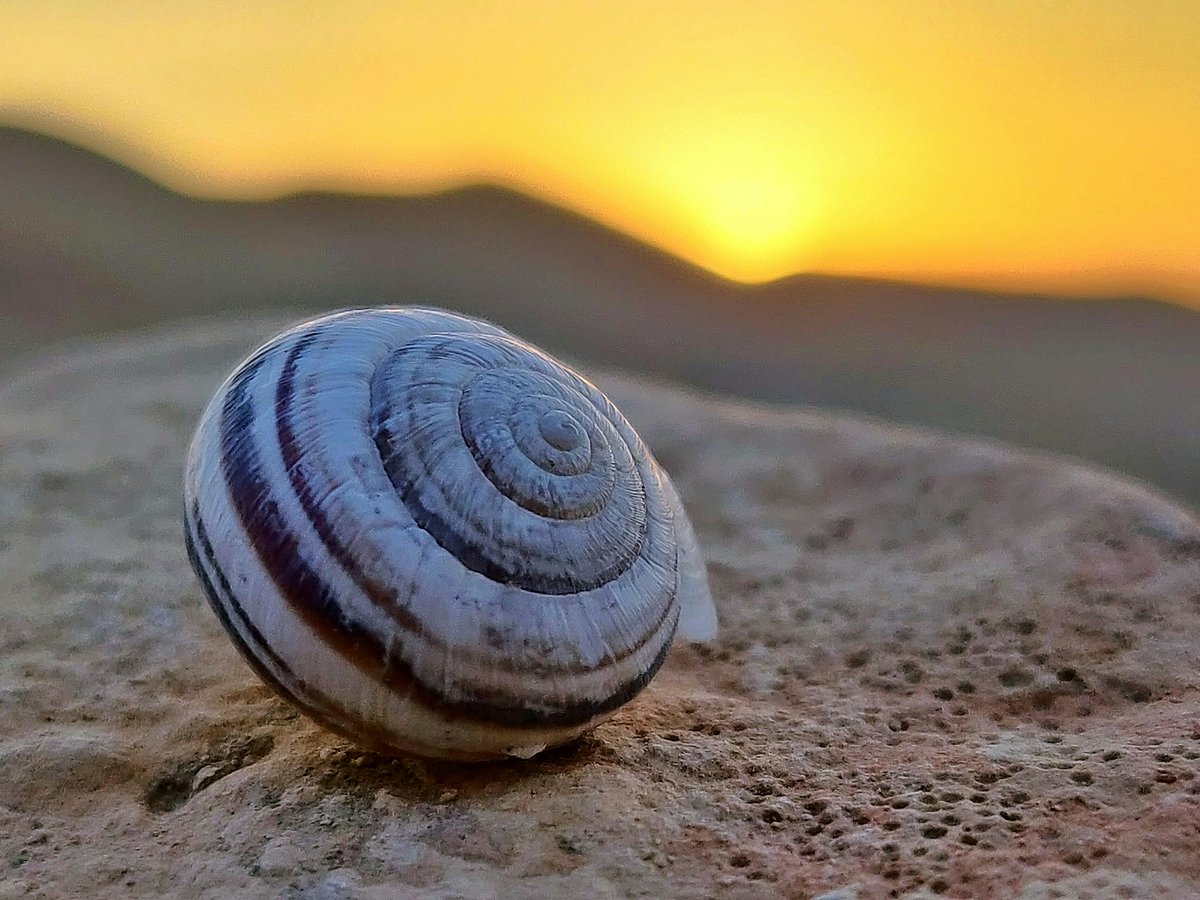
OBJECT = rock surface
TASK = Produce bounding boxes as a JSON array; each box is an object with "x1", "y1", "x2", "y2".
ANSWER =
[{"x1": 1, "y1": 316, "x2": 1199, "y2": 899}]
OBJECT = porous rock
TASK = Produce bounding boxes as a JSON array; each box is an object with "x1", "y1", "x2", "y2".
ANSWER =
[{"x1": 1, "y1": 316, "x2": 1198, "y2": 899}]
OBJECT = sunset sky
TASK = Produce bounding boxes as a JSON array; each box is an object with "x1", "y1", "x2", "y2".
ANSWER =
[{"x1": 1, "y1": 1, "x2": 1197, "y2": 302}]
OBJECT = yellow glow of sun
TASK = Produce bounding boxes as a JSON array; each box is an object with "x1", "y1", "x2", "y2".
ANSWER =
[{"x1": 669, "y1": 152, "x2": 820, "y2": 283}]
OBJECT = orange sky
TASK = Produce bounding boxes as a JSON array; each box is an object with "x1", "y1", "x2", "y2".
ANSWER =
[{"x1": 1, "y1": 1, "x2": 1198, "y2": 303}]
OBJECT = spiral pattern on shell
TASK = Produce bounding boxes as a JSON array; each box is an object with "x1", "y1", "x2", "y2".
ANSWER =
[{"x1": 183, "y1": 308, "x2": 716, "y2": 760}]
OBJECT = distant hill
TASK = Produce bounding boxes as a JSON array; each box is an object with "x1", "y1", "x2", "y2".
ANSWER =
[{"x1": 1, "y1": 123, "x2": 1198, "y2": 508}]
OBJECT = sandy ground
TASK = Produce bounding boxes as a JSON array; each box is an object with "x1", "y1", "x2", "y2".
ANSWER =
[{"x1": 2, "y1": 315, "x2": 1199, "y2": 898}]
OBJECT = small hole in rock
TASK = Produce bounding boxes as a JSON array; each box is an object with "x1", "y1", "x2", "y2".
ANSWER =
[{"x1": 998, "y1": 668, "x2": 1033, "y2": 688}]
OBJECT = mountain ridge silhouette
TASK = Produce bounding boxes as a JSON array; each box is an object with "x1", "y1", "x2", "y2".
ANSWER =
[{"x1": 1, "y1": 121, "x2": 1198, "y2": 507}]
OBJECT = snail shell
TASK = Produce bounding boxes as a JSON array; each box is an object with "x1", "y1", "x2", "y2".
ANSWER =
[{"x1": 183, "y1": 308, "x2": 717, "y2": 761}]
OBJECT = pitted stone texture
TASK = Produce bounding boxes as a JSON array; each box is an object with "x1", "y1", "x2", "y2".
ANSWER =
[{"x1": 1, "y1": 316, "x2": 1198, "y2": 899}]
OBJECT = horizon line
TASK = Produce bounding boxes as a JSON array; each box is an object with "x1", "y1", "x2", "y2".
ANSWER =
[{"x1": 1, "y1": 112, "x2": 1196, "y2": 311}]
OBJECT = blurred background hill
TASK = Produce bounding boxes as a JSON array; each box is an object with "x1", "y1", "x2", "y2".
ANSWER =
[{"x1": 2, "y1": 123, "x2": 1197, "y2": 508}]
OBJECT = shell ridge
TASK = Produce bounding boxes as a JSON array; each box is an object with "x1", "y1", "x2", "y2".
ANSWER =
[
  {"x1": 184, "y1": 307, "x2": 716, "y2": 758},
  {"x1": 371, "y1": 336, "x2": 652, "y2": 595}
]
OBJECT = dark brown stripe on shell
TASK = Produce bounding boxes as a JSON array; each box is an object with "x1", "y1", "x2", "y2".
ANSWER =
[
  {"x1": 274, "y1": 329, "x2": 433, "y2": 642},
  {"x1": 184, "y1": 500, "x2": 393, "y2": 748}
]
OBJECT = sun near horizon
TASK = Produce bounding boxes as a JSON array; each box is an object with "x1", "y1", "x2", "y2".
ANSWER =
[{"x1": 1, "y1": 2, "x2": 1198, "y2": 303}]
